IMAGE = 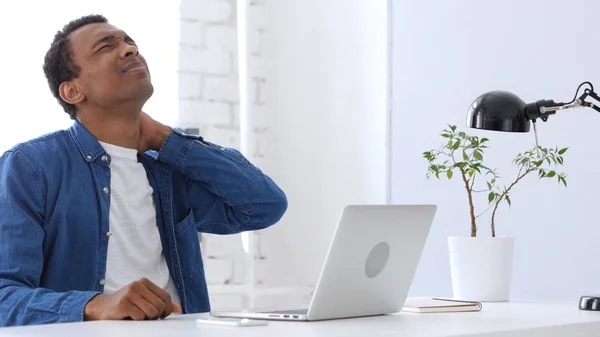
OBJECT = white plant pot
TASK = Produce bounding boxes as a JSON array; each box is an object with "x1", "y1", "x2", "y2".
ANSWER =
[{"x1": 447, "y1": 236, "x2": 514, "y2": 302}]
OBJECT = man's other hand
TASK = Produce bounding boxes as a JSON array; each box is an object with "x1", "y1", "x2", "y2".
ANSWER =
[
  {"x1": 137, "y1": 112, "x2": 173, "y2": 153},
  {"x1": 84, "y1": 278, "x2": 182, "y2": 321}
]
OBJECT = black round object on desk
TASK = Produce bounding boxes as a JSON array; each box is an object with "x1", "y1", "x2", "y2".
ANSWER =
[{"x1": 579, "y1": 296, "x2": 600, "y2": 311}]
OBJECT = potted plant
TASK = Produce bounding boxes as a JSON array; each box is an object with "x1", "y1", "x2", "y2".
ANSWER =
[{"x1": 423, "y1": 125, "x2": 568, "y2": 301}]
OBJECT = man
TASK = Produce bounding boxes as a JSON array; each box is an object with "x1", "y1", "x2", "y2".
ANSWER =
[{"x1": 0, "y1": 14, "x2": 287, "y2": 326}]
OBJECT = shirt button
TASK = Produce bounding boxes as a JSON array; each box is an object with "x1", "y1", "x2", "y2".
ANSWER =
[
  {"x1": 99, "y1": 279, "x2": 106, "y2": 286},
  {"x1": 105, "y1": 231, "x2": 112, "y2": 238},
  {"x1": 101, "y1": 155, "x2": 108, "y2": 162},
  {"x1": 103, "y1": 187, "x2": 109, "y2": 194},
  {"x1": 86, "y1": 155, "x2": 92, "y2": 161}
]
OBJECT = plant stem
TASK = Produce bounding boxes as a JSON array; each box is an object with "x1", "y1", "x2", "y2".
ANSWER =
[
  {"x1": 461, "y1": 171, "x2": 477, "y2": 237},
  {"x1": 490, "y1": 166, "x2": 535, "y2": 237}
]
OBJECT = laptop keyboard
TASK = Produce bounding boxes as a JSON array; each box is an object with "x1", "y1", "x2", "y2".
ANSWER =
[{"x1": 263, "y1": 309, "x2": 308, "y2": 315}]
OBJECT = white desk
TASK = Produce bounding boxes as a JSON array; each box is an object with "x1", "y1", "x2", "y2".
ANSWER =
[{"x1": 1, "y1": 301, "x2": 599, "y2": 337}]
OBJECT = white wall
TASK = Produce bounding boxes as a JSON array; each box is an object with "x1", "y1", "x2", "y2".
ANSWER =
[
  {"x1": 392, "y1": 0, "x2": 600, "y2": 301},
  {"x1": 257, "y1": 0, "x2": 389, "y2": 287}
]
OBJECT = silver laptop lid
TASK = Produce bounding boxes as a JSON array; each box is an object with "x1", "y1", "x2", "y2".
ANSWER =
[{"x1": 306, "y1": 204, "x2": 436, "y2": 320}]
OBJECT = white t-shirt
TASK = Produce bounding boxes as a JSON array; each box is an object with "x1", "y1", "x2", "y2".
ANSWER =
[{"x1": 99, "y1": 141, "x2": 181, "y2": 307}]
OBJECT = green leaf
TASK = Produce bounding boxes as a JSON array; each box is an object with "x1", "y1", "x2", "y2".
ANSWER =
[
  {"x1": 558, "y1": 147, "x2": 568, "y2": 155},
  {"x1": 487, "y1": 181, "x2": 492, "y2": 190},
  {"x1": 488, "y1": 192, "x2": 495, "y2": 203},
  {"x1": 441, "y1": 133, "x2": 452, "y2": 138},
  {"x1": 557, "y1": 157, "x2": 564, "y2": 165},
  {"x1": 473, "y1": 151, "x2": 483, "y2": 161},
  {"x1": 452, "y1": 140, "x2": 461, "y2": 150},
  {"x1": 450, "y1": 125, "x2": 457, "y2": 132},
  {"x1": 481, "y1": 138, "x2": 489, "y2": 143},
  {"x1": 547, "y1": 171, "x2": 556, "y2": 178},
  {"x1": 447, "y1": 170, "x2": 453, "y2": 179},
  {"x1": 463, "y1": 151, "x2": 469, "y2": 161},
  {"x1": 505, "y1": 195, "x2": 511, "y2": 208},
  {"x1": 491, "y1": 178, "x2": 496, "y2": 185},
  {"x1": 559, "y1": 176, "x2": 568, "y2": 187}
]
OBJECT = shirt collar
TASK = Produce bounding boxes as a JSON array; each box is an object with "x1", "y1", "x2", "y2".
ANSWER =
[{"x1": 67, "y1": 120, "x2": 106, "y2": 162}]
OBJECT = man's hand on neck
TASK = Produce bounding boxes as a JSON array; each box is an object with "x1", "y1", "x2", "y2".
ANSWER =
[
  {"x1": 77, "y1": 109, "x2": 172, "y2": 153},
  {"x1": 137, "y1": 112, "x2": 173, "y2": 153}
]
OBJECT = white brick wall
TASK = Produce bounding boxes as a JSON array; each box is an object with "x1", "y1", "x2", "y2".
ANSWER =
[
  {"x1": 178, "y1": 73, "x2": 201, "y2": 99},
  {"x1": 180, "y1": 0, "x2": 233, "y2": 23},
  {"x1": 205, "y1": 26, "x2": 238, "y2": 52},
  {"x1": 179, "y1": 101, "x2": 231, "y2": 125},
  {"x1": 204, "y1": 77, "x2": 239, "y2": 102},
  {"x1": 178, "y1": 0, "x2": 244, "y2": 287},
  {"x1": 178, "y1": 0, "x2": 240, "y2": 144},
  {"x1": 180, "y1": 21, "x2": 204, "y2": 47},
  {"x1": 178, "y1": 0, "x2": 273, "y2": 288},
  {"x1": 247, "y1": 0, "x2": 270, "y2": 162},
  {"x1": 179, "y1": 47, "x2": 231, "y2": 75}
]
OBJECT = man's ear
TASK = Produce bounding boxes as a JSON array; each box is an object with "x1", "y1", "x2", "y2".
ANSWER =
[{"x1": 59, "y1": 81, "x2": 85, "y2": 105}]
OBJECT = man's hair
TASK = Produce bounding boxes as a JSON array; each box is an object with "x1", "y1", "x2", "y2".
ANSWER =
[{"x1": 43, "y1": 14, "x2": 108, "y2": 120}]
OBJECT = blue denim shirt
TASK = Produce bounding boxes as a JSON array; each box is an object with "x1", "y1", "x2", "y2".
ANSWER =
[{"x1": 0, "y1": 121, "x2": 287, "y2": 326}]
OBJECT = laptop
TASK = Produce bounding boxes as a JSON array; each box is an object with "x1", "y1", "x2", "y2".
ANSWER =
[{"x1": 210, "y1": 204, "x2": 437, "y2": 321}]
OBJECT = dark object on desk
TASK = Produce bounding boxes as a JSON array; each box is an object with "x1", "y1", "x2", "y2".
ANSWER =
[{"x1": 579, "y1": 296, "x2": 600, "y2": 311}]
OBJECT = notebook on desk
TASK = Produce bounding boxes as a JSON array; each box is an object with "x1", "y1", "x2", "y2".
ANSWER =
[{"x1": 402, "y1": 298, "x2": 482, "y2": 313}]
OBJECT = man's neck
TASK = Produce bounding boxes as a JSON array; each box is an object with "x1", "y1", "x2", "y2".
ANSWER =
[{"x1": 77, "y1": 108, "x2": 141, "y2": 150}]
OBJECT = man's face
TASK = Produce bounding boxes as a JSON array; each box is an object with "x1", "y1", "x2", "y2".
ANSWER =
[{"x1": 68, "y1": 23, "x2": 153, "y2": 112}]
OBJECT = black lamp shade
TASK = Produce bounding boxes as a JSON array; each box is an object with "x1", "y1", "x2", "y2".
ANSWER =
[{"x1": 466, "y1": 91, "x2": 531, "y2": 132}]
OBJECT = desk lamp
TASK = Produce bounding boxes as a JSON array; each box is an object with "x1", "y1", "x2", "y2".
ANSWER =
[{"x1": 465, "y1": 81, "x2": 600, "y2": 311}]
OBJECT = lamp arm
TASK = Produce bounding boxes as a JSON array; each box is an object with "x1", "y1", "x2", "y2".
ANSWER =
[
  {"x1": 577, "y1": 89, "x2": 600, "y2": 113},
  {"x1": 528, "y1": 87, "x2": 600, "y2": 122}
]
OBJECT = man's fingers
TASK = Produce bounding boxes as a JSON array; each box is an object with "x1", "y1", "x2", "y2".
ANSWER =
[
  {"x1": 126, "y1": 300, "x2": 147, "y2": 321},
  {"x1": 139, "y1": 278, "x2": 173, "y2": 317},
  {"x1": 172, "y1": 302, "x2": 182, "y2": 313},
  {"x1": 129, "y1": 293, "x2": 161, "y2": 319},
  {"x1": 137, "y1": 284, "x2": 167, "y2": 318}
]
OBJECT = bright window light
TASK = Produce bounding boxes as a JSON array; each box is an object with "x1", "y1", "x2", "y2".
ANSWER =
[{"x1": 0, "y1": 1, "x2": 180, "y2": 152}]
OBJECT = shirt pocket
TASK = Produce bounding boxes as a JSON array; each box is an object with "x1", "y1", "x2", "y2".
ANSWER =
[
  {"x1": 172, "y1": 209, "x2": 205, "y2": 285},
  {"x1": 174, "y1": 209, "x2": 196, "y2": 235}
]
